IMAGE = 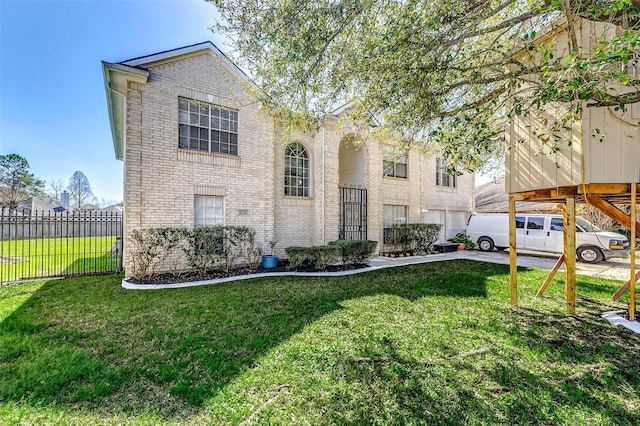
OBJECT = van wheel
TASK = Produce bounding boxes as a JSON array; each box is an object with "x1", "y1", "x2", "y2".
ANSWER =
[
  {"x1": 477, "y1": 237, "x2": 495, "y2": 252},
  {"x1": 577, "y1": 246, "x2": 604, "y2": 263}
]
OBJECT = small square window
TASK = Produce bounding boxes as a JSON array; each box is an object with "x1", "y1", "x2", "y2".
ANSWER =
[{"x1": 195, "y1": 195, "x2": 224, "y2": 227}]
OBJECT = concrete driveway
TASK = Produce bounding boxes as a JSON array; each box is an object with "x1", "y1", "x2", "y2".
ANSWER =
[
  {"x1": 373, "y1": 249, "x2": 635, "y2": 281},
  {"x1": 445, "y1": 249, "x2": 635, "y2": 281}
]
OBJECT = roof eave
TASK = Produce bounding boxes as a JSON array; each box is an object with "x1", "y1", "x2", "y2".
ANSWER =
[{"x1": 102, "y1": 62, "x2": 149, "y2": 160}]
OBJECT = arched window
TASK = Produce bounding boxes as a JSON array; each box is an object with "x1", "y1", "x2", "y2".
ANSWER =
[{"x1": 284, "y1": 143, "x2": 310, "y2": 197}]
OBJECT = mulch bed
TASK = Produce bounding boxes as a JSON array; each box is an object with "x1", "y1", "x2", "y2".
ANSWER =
[{"x1": 127, "y1": 260, "x2": 370, "y2": 285}]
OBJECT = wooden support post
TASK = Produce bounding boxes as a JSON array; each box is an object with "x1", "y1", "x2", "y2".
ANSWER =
[
  {"x1": 537, "y1": 255, "x2": 565, "y2": 296},
  {"x1": 564, "y1": 198, "x2": 576, "y2": 313},
  {"x1": 630, "y1": 183, "x2": 636, "y2": 321},
  {"x1": 509, "y1": 197, "x2": 518, "y2": 306}
]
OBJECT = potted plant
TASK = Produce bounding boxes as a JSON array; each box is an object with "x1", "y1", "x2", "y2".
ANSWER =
[
  {"x1": 262, "y1": 240, "x2": 279, "y2": 269},
  {"x1": 447, "y1": 233, "x2": 475, "y2": 250}
]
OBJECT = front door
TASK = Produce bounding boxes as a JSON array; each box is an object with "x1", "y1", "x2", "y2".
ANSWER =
[{"x1": 339, "y1": 186, "x2": 367, "y2": 240}]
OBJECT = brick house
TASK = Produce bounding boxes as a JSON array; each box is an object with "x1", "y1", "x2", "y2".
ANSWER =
[{"x1": 102, "y1": 42, "x2": 474, "y2": 272}]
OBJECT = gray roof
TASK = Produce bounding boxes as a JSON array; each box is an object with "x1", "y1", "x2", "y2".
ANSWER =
[{"x1": 475, "y1": 179, "x2": 561, "y2": 213}]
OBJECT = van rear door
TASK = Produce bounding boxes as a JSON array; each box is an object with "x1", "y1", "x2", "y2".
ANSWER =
[{"x1": 524, "y1": 216, "x2": 547, "y2": 251}]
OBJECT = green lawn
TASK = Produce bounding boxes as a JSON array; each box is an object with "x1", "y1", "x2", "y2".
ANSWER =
[
  {"x1": 0, "y1": 260, "x2": 638, "y2": 425},
  {"x1": 0, "y1": 236, "x2": 120, "y2": 282}
]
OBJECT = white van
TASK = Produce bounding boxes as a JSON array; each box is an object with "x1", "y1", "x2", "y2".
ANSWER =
[{"x1": 466, "y1": 213, "x2": 630, "y2": 263}]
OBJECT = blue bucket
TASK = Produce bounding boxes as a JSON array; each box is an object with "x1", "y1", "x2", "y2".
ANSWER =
[{"x1": 262, "y1": 255, "x2": 278, "y2": 269}]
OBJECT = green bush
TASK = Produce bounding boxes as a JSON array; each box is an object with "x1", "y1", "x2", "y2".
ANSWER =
[
  {"x1": 183, "y1": 226, "x2": 266, "y2": 274},
  {"x1": 285, "y1": 246, "x2": 311, "y2": 269},
  {"x1": 182, "y1": 227, "x2": 225, "y2": 274},
  {"x1": 406, "y1": 223, "x2": 442, "y2": 252},
  {"x1": 285, "y1": 245, "x2": 343, "y2": 270},
  {"x1": 312, "y1": 245, "x2": 342, "y2": 270},
  {"x1": 130, "y1": 227, "x2": 186, "y2": 280},
  {"x1": 237, "y1": 227, "x2": 262, "y2": 270},
  {"x1": 387, "y1": 224, "x2": 442, "y2": 253},
  {"x1": 329, "y1": 240, "x2": 378, "y2": 264}
]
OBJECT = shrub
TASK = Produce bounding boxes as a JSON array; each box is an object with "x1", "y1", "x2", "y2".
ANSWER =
[
  {"x1": 237, "y1": 227, "x2": 262, "y2": 270},
  {"x1": 329, "y1": 240, "x2": 378, "y2": 264},
  {"x1": 285, "y1": 246, "x2": 311, "y2": 269},
  {"x1": 406, "y1": 223, "x2": 442, "y2": 252},
  {"x1": 312, "y1": 245, "x2": 342, "y2": 270},
  {"x1": 129, "y1": 227, "x2": 186, "y2": 280},
  {"x1": 183, "y1": 226, "x2": 265, "y2": 274},
  {"x1": 386, "y1": 224, "x2": 442, "y2": 253},
  {"x1": 285, "y1": 245, "x2": 342, "y2": 270},
  {"x1": 182, "y1": 226, "x2": 225, "y2": 275}
]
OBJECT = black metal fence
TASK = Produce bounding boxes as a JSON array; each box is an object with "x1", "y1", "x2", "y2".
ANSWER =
[{"x1": 0, "y1": 210, "x2": 123, "y2": 283}]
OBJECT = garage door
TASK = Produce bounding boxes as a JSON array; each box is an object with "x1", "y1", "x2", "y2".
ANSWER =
[{"x1": 447, "y1": 211, "x2": 470, "y2": 239}]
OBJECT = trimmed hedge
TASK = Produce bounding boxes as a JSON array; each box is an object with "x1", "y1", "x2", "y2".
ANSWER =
[
  {"x1": 328, "y1": 240, "x2": 378, "y2": 264},
  {"x1": 388, "y1": 223, "x2": 442, "y2": 253},
  {"x1": 285, "y1": 246, "x2": 310, "y2": 269},
  {"x1": 286, "y1": 240, "x2": 378, "y2": 271},
  {"x1": 313, "y1": 245, "x2": 342, "y2": 270},
  {"x1": 129, "y1": 225, "x2": 263, "y2": 280}
]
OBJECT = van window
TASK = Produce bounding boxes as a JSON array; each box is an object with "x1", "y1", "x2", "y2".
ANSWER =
[
  {"x1": 550, "y1": 217, "x2": 585, "y2": 232},
  {"x1": 550, "y1": 218, "x2": 563, "y2": 231},
  {"x1": 526, "y1": 217, "x2": 545, "y2": 230},
  {"x1": 515, "y1": 216, "x2": 525, "y2": 229},
  {"x1": 576, "y1": 216, "x2": 601, "y2": 232}
]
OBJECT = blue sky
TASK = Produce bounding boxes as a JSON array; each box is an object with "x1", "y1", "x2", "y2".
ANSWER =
[{"x1": 0, "y1": 0, "x2": 227, "y2": 202}]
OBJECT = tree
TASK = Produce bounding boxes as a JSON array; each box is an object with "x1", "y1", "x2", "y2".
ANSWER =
[
  {"x1": 212, "y1": 0, "x2": 640, "y2": 170},
  {"x1": 67, "y1": 171, "x2": 96, "y2": 210},
  {"x1": 47, "y1": 178, "x2": 65, "y2": 199},
  {"x1": 0, "y1": 154, "x2": 44, "y2": 209}
]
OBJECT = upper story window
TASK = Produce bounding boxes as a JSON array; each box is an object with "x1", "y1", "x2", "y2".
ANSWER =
[
  {"x1": 284, "y1": 143, "x2": 310, "y2": 197},
  {"x1": 178, "y1": 97, "x2": 238, "y2": 156},
  {"x1": 383, "y1": 145, "x2": 408, "y2": 179},
  {"x1": 436, "y1": 158, "x2": 456, "y2": 188}
]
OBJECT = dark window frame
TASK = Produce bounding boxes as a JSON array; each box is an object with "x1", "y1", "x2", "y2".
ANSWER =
[
  {"x1": 436, "y1": 158, "x2": 457, "y2": 188},
  {"x1": 178, "y1": 97, "x2": 239, "y2": 156},
  {"x1": 383, "y1": 146, "x2": 408, "y2": 179}
]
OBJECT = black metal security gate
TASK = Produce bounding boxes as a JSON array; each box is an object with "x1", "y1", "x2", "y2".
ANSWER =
[{"x1": 339, "y1": 186, "x2": 367, "y2": 240}]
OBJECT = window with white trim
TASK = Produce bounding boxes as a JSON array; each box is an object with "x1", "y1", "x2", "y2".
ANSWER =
[
  {"x1": 284, "y1": 143, "x2": 310, "y2": 197},
  {"x1": 194, "y1": 195, "x2": 224, "y2": 227},
  {"x1": 436, "y1": 158, "x2": 456, "y2": 188},
  {"x1": 383, "y1": 145, "x2": 408, "y2": 178},
  {"x1": 178, "y1": 97, "x2": 238, "y2": 156},
  {"x1": 383, "y1": 204, "x2": 408, "y2": 244}
]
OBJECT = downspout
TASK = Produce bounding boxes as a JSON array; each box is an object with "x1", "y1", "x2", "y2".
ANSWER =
[
  {"x1": 322, "y1": 124, "x2": 326, "y2": 244},
  {"x1": 107, "y1": 83, "x2": 128, "y2": 160},
  {"x1": 107, "y1": 83, "x2": 127, "y2": 269}
]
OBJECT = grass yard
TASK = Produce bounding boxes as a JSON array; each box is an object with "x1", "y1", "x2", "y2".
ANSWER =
[
  {"x1": 0, "y1": 260, "x2": 639, "y2": 425},
  {"x1": 0, "y1": 236, "x2": 120, "y2": 282}
]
